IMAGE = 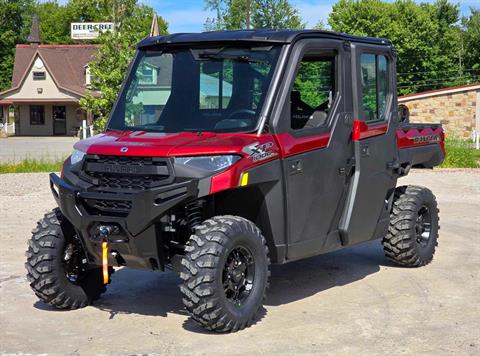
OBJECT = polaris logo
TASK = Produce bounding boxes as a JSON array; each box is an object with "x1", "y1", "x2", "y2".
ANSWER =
[{"x1": 120, "y1": 147, "x2": 129, "y2": 153}]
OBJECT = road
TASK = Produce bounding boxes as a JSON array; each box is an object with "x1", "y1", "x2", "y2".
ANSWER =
[
  {"x1": 0, "y1": 169, "x2": 479, "y2": 355},
  {"x1": 0, "y1": 136, "x2": 78, "y2": 163}
]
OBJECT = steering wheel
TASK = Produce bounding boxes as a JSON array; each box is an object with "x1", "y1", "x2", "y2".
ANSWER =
[{"x1": 227, "y1": 109, "x2": 256, "y2": 121}]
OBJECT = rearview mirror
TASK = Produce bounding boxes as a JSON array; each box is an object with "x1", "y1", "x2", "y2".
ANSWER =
[
  {"x1": 398, "y1": 104, "x2": 410, "y2": 123},
  {"x1": 202, "y1": 62, "x2": 222, "y2": 74}
]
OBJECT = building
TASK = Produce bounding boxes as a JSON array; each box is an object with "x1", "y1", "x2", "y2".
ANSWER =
[
  {"x1": 399, "y1": 83, "x2": 480, "y2": 139},
  {"x1": 0, "y1": 16, "x2": 96, "y2": 136}
]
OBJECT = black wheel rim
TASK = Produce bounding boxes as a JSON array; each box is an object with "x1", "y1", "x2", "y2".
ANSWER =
[
  {"x1": 415, "y1": 206, "x2": 432, "y2": 247},
  {"x1": 222, "y1": 246, "x2": 255, "y2": 307},
  {"x1": 63, "y1": 237, "x2": 88, "y2": 284}
]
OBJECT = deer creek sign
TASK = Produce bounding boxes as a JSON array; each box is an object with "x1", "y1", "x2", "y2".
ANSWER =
[{"x1": 71, "y1": 22, "x2": 114, "y2": 40}]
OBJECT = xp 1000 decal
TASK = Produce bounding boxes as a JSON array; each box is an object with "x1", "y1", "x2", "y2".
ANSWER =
[{"x1": 242, "y1": 142, "x2": 278, "y2": 162}]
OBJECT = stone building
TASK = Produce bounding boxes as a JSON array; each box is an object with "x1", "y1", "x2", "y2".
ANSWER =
[{"x1": 398, "y1": 83, "x2": 480, "y2": 139}]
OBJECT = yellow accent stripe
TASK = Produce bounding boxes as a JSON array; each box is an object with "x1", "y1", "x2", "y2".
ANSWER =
[{"x1": 240, "y1": 172, "x2": 249, "y2": 186}]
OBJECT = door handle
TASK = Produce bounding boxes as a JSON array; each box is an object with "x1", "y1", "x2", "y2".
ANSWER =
[
  {"x1": 289, "y1": 159, "x2": 302, "y2": 175},
  {"x1": 360, "y1": 144, "x2": 370, "y2": 157}
]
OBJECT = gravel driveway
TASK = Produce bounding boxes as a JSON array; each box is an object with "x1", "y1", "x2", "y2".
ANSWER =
[{"x1": 0, "y1": 169, "x2": 479, "y2": 355}]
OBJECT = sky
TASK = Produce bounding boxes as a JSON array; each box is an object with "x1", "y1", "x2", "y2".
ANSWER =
[{"x1": 145, "y1": 0, "x2": 478, "y2": 33}]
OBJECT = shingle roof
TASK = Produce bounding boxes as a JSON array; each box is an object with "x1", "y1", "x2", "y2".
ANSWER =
[{"x1": 10, "y1": 44, "x2": 97, "y2": 97}]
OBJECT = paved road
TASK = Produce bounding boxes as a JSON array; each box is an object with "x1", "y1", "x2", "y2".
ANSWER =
[
  {"x1": 0, "y1": 136, "x2": 78, "y2": 163},
  {"x1": 0, "y1": 169, "x2": 479, "y2": 355}
]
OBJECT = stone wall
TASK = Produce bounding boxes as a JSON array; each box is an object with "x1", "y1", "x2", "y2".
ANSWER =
[{"x1": 400, "y1": 88, "x2": 479, "y2": 139}]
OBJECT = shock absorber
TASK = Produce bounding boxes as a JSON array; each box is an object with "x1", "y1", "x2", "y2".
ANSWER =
[{"x1": 185, "y1": 199, "x2": 205, "y2": 231}]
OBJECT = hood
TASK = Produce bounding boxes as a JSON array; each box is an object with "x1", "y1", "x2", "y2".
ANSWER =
[{"x1": 74, "y1": 130, "x2": 277, "y2": 157}]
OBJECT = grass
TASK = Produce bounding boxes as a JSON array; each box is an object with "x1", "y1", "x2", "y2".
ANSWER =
[
  {"x1": 440, "y1": 137, "x2": 480, "y2": 168},
  {"x1": 0, "y1": 158, "x2": 65, "y2": 174}
]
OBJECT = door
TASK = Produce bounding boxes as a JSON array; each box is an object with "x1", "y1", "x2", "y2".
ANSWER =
[
  {"x1": 339, "y1": 44, "x2": 398, "y2": 246},
  {"x1": 273, "y1": 39, "x2": 354, "y2": 260},
  {"x1": 53, "y1": 105, "x2": 66, "y2": 135}
]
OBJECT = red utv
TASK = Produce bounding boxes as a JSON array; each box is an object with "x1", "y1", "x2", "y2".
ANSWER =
[{"x1": 26, "y1": 30, "x2": 445, "y2": 332}]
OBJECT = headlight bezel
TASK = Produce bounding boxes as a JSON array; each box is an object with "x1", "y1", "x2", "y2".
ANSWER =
[
  {"x1": 174, "y1": 155, "x2": 241, "y2": 172},
  {"x1": 70, "y1": 149, "x2": 86, "y2": 165}
]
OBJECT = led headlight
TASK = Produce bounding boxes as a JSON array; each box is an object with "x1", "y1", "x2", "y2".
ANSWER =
[
  {"x1": 70, "y1": 149, "x2": 86, "y2": 165},
  {"x1": 174, "y1": 155, "x2": 241, "y2": 172}
]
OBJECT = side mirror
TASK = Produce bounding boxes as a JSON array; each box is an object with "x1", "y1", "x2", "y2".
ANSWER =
[{"x1": 398, "y1": 104, "x2": 409, "y2": 123}]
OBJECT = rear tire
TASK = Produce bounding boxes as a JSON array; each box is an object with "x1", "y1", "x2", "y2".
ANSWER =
[
  {"x1": 180, "y1": 216, "x2": 270, "y2": 333},
  {"x1": 383, "y1": 185, "x2": 439, "y2": 267},
  {"x1": 25, "y1": 208, "x2": 110, "y2": 309}
]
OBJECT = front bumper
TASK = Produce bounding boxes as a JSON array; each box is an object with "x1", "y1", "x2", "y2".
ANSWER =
[{"x1": 50, "y1": 173, "x2": 198, "y2": 269}]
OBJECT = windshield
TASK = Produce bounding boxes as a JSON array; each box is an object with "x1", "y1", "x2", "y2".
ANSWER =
[{"x1": 107, "y1": 45, "x2": 282, "y2": 133}]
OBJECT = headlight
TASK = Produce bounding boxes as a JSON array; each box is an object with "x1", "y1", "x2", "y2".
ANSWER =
[
  {"x1": 174, "y1": 155, "x2": 241, "y2": 172},
  {"x1": 70, "y1": 149, "x2": 86, "y2": 165}
]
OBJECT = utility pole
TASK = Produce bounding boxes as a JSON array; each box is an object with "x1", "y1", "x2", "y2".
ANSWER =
[{"x1": 246, "y1": 0, "x2": 250, "y2": 29}]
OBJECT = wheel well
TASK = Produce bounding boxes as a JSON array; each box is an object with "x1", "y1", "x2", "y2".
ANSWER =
[{"x1": 212, "y1": 185, "x2": 280, "y2": 263}]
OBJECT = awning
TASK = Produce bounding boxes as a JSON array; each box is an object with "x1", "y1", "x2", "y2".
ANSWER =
[{"x1": 0, "y1": 100, "x2": 13, "y2": 105}]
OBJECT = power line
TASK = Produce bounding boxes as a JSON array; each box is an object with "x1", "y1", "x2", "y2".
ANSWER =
[
  {"x1": 397, "y1": 80, "x2": 478, "y2": 89},
  {"x1": 397, "y1": 68, "x2": 479, "y2": 75},
  {"x1": 398, "y1": 75, "x2": 479, "y2": 85}
]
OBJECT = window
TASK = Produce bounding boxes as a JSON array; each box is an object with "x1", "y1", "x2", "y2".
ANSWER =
[
  {"x1": 139, "y1": 65, "x2": 157, "y2": 85},
  {"x1": 199, "y1": 60, "x2": 233, "y2": 109},
  {"x1": 30, "y1": 105, "x2": 44, "y2": 125},
  {"x1": 109, "y1": 46, "x2": 280, "y2": 133},
  {"x1": 360, "y1": 54, "x2": 389, "y2": 122},
  {"x1": 33, "y1": 71, "x2": 46, "y2": 80},
  {"x1": 290, "y1": 53, "x2": 336, "y2": 130}
]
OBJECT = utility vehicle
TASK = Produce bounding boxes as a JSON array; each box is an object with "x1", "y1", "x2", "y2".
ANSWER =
[{"x1": 26, "y1": 30, "x2": 445, "y2": 333}]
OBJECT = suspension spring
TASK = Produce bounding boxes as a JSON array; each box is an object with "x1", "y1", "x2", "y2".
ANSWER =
[{"x1": 185, "y1": 199, "x2": 205, "y2": 231}]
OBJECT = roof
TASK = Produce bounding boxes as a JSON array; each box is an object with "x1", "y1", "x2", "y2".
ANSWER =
[
  {"x1": 3, "y1": 44, "x2": 97, "y2": 98},
  {"x1": 398, "y1": 82, "x2": 480, "y2": 102},
  {"x1": 138, "y1": 29, "x2": 391, "y2": 48}
]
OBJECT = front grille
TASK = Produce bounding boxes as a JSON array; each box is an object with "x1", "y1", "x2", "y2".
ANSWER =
[
  {"x1": 81, "y1": 155, "x2": 172, "y2": 192},
  {"x1": 83, "y1": 198, "x2": 132, "y2": 217}
]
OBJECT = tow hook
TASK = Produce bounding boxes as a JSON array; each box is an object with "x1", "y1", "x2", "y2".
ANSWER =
[
  {"x1": 92, "y1": 224, "x2": 127, "y2": 243},
  {"x1": 93, "y1": 224, "x2": 124, "y2": 284}
]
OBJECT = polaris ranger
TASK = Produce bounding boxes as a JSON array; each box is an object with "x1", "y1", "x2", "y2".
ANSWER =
[{"x1": 26, "y1": 30, "x2": 445, "y2": 333}]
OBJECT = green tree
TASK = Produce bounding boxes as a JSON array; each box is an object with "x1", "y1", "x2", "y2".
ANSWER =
[
  {"x1": 328, "y1": 0, "x2": 468, "y2": 94},
  {"x1": 462, "y1": 8, "x2": 480, "y2": 72},
  {"x1": 35, "y1": 1, "x2": 73, "y2": 44},
  {"x1": 80, "y1": 2, "x2": 168, "y2": 130},
  {"x1": 0, "y1": 0, "x2": 33, "y2": 91},
  {"x1": 205, "y1": 0, "x2": 304, "y2": 30}
]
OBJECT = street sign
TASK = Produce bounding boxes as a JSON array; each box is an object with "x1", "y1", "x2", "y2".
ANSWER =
[{"x1": 71, "y1": 22, "x2": 114, "y2": 40}]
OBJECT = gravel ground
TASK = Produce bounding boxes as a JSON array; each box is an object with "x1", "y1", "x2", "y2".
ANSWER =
[{"x1": 0, "y1": 169, "x2": 479, "y2": 355}]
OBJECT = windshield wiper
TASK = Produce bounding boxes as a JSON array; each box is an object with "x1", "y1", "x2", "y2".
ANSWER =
[{"x1": 199, "y1": 53, "x2": 269, "y2": 64}]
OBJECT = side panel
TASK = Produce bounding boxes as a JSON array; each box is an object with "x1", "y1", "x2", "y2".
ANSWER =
[{"x1": 213, "y1": 159, "x2": 287, "y2": 263}]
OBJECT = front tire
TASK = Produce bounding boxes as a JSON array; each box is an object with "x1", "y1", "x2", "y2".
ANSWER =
[
  {"x1": 383, "y1": 185, "x2": 439, "y2": 267},
  {"x1": 180, "y1": 216, "x2": 270, "y2": 333},
  {"x1": 25, "y1": 208, "x2": 110, "y2": 309}
]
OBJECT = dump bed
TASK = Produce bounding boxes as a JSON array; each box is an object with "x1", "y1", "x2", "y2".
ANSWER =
[{"x1": 396, "y1": 123, "x2": 445, "y2": 170}]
